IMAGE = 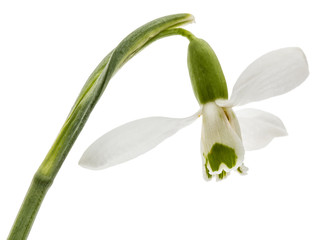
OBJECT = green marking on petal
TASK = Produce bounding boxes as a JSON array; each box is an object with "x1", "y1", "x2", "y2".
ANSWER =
[
  {"x1": 206, "y1": 143, "x2": 237, "y2": 172},
  {"x1": 217, "y1": 170, "x2": 227, "y2": 180},
  {"x1": 204, "y1": 163, "x2": 213, "y2": 180}
]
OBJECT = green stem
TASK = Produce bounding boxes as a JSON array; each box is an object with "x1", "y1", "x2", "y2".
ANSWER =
[
  {"x1": 7, "y1": 14, "x2": 195, "y2": 240},
  {"x1": 8, "y1": 174, "x2": 53, "y2": 239},
  {"x1": 157, "y1": 28, "x2": 196, "y2": 41}
]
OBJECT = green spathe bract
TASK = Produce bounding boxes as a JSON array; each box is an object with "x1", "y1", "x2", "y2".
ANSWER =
[
  {"x1": 187, "y1": 38, "x2": 228, "y2": 104},
  {"x1": 8, "y1": 13, "x2": 194, "y2": 240},
  {"x1": 205, "y1": 143, "x2": 237, "y2": 173}
]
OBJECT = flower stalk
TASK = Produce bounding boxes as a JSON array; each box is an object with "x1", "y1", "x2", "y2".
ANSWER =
[{"x1": 8, "y1": 13, "x2": 195, "y2": 240}]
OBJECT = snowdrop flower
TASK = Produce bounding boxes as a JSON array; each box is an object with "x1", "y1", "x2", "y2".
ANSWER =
[{"x1": 79, "y1": 37, "x2": 309, "y2": 181}]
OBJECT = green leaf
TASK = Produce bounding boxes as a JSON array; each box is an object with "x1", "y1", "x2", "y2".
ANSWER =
[{"x1": 38, "y1": 13, "x2": 195, "y2": 178}]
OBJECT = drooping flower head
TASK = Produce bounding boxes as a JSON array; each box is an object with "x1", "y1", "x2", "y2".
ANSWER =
[
  {"x1": 79, "y1": 36, "x2": 309, "y2": 181},
  {"x1": 187, "y1": 38, "x2": 245, "y2": 180}
]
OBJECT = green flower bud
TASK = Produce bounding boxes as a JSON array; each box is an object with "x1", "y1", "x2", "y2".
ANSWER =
[{"x1": 187, "y1": 38, "x2": 228, "y2": 104}]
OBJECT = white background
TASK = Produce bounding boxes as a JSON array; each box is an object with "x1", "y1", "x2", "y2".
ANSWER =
[{"x1": 1, "y1": 1, "x2": 335, "y2": 239}]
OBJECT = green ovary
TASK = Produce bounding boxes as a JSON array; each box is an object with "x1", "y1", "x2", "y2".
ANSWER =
[
  {"x1": 187, "y1": 38, "x2": 228, "y2": 104},
  {"x1": 205, "y1": 143, "x2": 237, "y2": 172}
]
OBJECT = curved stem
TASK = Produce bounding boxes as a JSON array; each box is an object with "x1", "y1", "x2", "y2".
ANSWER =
[
  {"x1": 155, "y1": 28, "x2": 196, "y2": 41},
  {"x1": 7, "y1": 14, "x2": 195, "y2": 240}
]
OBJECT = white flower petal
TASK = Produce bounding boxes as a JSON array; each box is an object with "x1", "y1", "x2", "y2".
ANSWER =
[
  {"x1": 215, "y1": 99, "x2": 234, "y2": 108},
  {"x1": 236, "y1": 108, "x2": 287, "y2": 151},
  {"x1": 201, "y1": 102, "x2": 245, "y2": 176},
  {"x1": 229, "y1": 47, "x2": 309, "y2": 106},
  {"x1": 79, "y1": 110, "x2": 201, "y2": 170}
]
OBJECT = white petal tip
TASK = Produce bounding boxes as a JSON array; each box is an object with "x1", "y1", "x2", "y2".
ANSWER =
[
  {"x1": 282, "y1": 129, "x2": 288, "y2": 137},
  {"x1": 203, "y1": 174, "x2": 212, "y2": 182},
  {"x1": 230, "y1": 47, "x2": 309, "y2": 106},
  {"x1": 295, "y1": 47, "x2": 309, "y2": 70},
  {"x1": 237, "y1": 164, "x2": 249, "y2": 175},
  {"x1": 78, "y1": 157, "x2": 106, "y2": 170},
  {"x1": 237, "y1": 109, "x2": 288, "y2": 151},
  {"x1": 78, "y1": 111, "x2": 201, "y2": 172}
]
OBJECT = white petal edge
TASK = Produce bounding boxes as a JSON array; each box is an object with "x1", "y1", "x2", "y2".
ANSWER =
[
  {"x1": 79, "y1": 110, "x2": 201, "y2": 170},
  {"x1": 227, "y1": 47, "x2": 309, "y2": 106},
  {"x1": 235, "y1": 108, "x2": 287, "y2": 151}
]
